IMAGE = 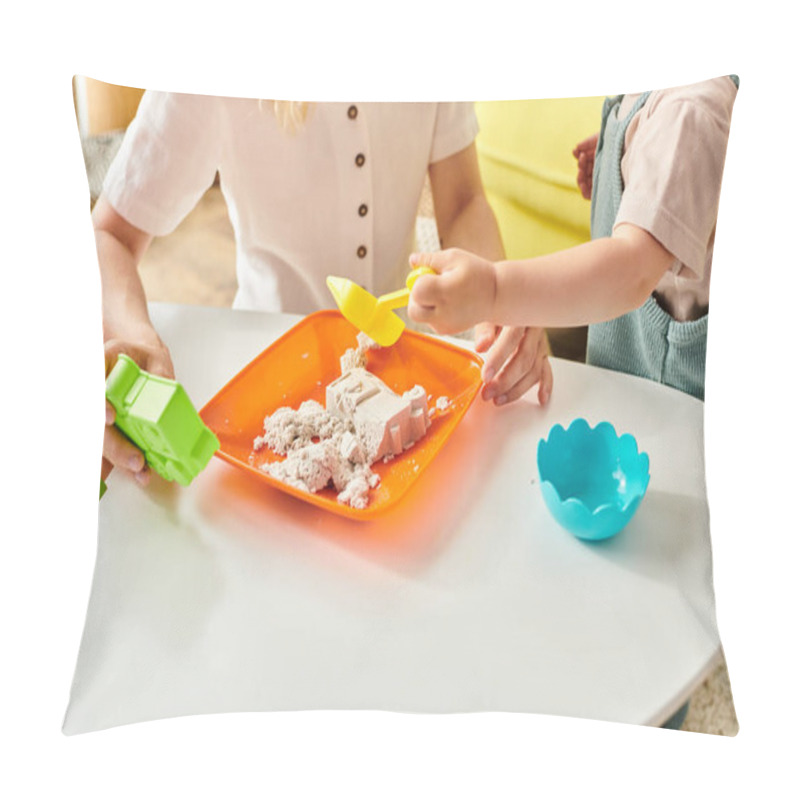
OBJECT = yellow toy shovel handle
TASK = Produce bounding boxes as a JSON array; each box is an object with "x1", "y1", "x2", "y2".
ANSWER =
[
  {"x1": 375, "y1": 266, "x2": 436, "y2": 311},
  {"x1": 406, "y1": 265, "x2": 436, "y2": 289}
]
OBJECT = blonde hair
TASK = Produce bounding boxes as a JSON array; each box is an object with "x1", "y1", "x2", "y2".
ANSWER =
[{"x1": 268, "y1": 100, "x2": 312, "y2": 133}]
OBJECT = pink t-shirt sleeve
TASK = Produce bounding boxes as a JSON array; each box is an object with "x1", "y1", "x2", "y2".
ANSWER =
[
  {"x1": 429, "y1": 102, "x2": 480, "y2": 164},
  {"x1": 615, "y1": 79, "x2": 736, "y2": 280},
  {"x1": 102, "y1": 91, "x2": 222, "y2": 237}
]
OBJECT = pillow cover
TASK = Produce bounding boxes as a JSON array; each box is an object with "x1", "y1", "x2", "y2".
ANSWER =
[{"x1": 65, "y1": 76, "x2": 738, "y2": 735}]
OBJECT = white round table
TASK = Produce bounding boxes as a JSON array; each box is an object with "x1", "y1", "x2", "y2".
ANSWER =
[{"x1": 64, "y1": 303, "x2": 721, "y2": 733}]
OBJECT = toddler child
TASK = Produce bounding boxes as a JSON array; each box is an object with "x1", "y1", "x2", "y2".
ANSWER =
[{"x1": 409, "y1": 75, "x2": 738, "y2": 402}]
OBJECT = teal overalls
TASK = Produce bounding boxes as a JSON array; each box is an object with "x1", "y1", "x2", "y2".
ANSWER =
[{"x1": 585, "y1": 84, "x2": 735, "y2": 401}]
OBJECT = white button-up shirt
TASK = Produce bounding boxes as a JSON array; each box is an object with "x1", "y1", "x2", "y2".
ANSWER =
[{"x1": 104, "y1": 94, "x2": 478, "y2": 313}]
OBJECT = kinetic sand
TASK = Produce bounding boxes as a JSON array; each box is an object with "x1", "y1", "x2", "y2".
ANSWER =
[{"x1": 253, "y1": 334, "x2": 433, "y2": 509}]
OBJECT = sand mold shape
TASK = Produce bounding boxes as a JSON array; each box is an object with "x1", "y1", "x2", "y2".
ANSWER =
[{"x1": 253, "y1": 335, "x2": 432, "y2": 509}]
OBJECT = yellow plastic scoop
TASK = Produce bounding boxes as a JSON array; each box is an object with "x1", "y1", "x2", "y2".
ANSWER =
[{"x1": 326, "y1": 266, "x2": 435, "y2": 346}]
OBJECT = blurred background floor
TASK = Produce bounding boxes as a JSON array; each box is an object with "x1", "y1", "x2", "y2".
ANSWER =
[{"x1": 139, "y1": 185, "x2": 238, "y2": 307}]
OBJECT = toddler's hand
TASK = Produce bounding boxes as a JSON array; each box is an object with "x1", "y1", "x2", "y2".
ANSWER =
[
  {"x1": 573, "y1": 133, "x2": 599, "y2": 200},
  {"x1": 101, "y1": 337, "x2": 175, "y2": 487},
  {"x1": 407, "y1": 248, "x2": 497, "y2": 335}
]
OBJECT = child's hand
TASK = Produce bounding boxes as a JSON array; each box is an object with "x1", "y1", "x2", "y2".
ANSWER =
[
  {"x1": 408, "y1": 250, "x2": 552, "y2": 406},
  {"x1": 101, "y1": 337, "x2": 175, "y2": 487},
  {"x1": 474, "y1": 323, "x2": 553, "y2": 406},
  {"x1": 407, "y1": 248, "x2": 497, "y2": 335},
  {"x1": 573, "y1": 133, "x2": 599, "y2": 200}
]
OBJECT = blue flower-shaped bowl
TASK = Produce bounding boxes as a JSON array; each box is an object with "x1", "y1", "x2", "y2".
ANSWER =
[{"x1": 536, "y1": 418, "x2": 650, "y2": 541}]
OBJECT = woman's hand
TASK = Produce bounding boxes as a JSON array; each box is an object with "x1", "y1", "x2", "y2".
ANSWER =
[
  {"x1": 102, "y1": 336, "x2": 175, "y2": 487},
  {"x1": 474, "y1": 323, "x2": 552, "y2": 406}
]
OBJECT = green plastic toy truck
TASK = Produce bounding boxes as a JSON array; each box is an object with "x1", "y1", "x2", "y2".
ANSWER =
[{"x1": 104, "y1": 354, "x2": 220, "y2": 487}]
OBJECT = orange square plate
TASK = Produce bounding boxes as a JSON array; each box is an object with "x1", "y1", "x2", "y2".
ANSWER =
[{"x1": 200, "y1": 310, "x2": 484, "y2": 520}]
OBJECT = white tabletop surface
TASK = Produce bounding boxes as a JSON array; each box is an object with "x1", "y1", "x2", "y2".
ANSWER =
[{"x1": 64, "y1": 302, "x2": 722, "y2": 733}]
